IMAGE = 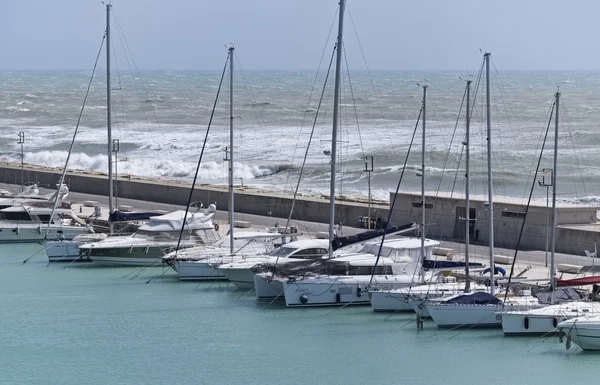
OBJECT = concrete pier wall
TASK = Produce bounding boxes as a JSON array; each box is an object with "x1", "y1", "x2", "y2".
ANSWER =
[
  {"x1": 389, "y1": 191, "x2": 599, "y2": 255},
  {"x1": 0, "y1": 163, "x2": 389, "y2": 229}
]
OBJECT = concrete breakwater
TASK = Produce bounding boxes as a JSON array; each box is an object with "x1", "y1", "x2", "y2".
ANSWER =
[{"x1": 0, "y1": 162, "x2": 388, "y2": 228}]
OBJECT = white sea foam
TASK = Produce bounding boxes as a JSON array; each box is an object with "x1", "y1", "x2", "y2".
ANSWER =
[{"x1": 5, "y1": 106, "x2": 31, "y2": 112}]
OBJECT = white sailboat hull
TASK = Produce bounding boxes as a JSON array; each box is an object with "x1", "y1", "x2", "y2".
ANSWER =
[
  {"x1": 220, "y1": 268, "x2": 255, "y2": 290},
  {"x1": 46, "y1": 241, "x2": 88, "y2": 262},
  {"x1": 254, "y1": 273, "x2": 285, "y2": 300},
  {"x1": 0, "y1": 224, "x2": 87, "y2": 243},
  {"x1": 175, "y1": 261, "x2": 227, "y2": 281},
  {"x1": 369, "y1": 290, "x2": 415, "y2": 312},
  {"x1": 501, "y1": 302, "x2": 600, "y2": 336},
  {"x1": 89, "y1": 254, "x2": 165, "y2": 267},
  {"x1": 283, "y1": 275, "x2": 413, "y2": 307},
  {"x1": 426, "y1": 303, "x2": 506, "y2": 328}
]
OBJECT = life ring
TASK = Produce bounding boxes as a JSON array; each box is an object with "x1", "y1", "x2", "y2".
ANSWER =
[{"x1": 214, "y1": 223, "x2": 219, "y2": 232}]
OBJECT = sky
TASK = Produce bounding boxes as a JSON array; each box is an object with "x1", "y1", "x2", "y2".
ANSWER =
[{"x1": 1, "y1": 0, "x2": 600, "y2": 71}]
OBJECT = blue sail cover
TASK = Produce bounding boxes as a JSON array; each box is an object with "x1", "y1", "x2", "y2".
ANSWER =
[
  {"x1": 443, "y1": 292, "x2": 501, "y2": 305},
  {"x1": 330, "y1": 223, "x2": 416, "y2": 251},
  {"x1": 109, "y1": 210, "x2": 157, "y2": 222},
  {"x1": 422, "y1": 260, "x2": 484, "y2": 270}
]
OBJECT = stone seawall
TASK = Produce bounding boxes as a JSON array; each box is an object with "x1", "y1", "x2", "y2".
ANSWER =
[{"x1": 0, "y1": 163, "x2": 389, "y2": 228}]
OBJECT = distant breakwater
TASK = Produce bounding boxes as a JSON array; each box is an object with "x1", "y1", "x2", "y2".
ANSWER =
[{"x1": 0, "y1": 162, "x2": 389, "y2": 228}]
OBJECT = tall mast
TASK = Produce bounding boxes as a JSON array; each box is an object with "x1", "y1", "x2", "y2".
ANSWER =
[
  {"x1": 550, "y1": 90, "x2": 559, "y2": 301},
  {"x1": 464, "y1": 80, "x2": 472, "y2": 292},
  {"x1": 420, "y1": 85, "x2": 427, "y2": 274},
  {"x1": 484, "y1": 52, "x2": 495, "y2": 296},
  {"x1": 106, "y1": 3, "x2": 114, "y2": 233},
  {"x1": 328, "y1": 0, "x2": 345, "y2": 259},
  {"x1": 228, "y1": 46, "x2": 235, "y2": 254}
]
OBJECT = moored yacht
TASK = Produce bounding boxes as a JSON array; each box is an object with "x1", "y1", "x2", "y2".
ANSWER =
[
  {"x1": 217, "y1": 239, "x2": 330, "y2": 290},
  {"x1": 558, "y1": 316, "x2": 600, "y2": 351},
  {"x1": 0, "y1": 203, "x2": 90, "y2": 243},
  {"x1": 80, "y1": 207, "x2": 219, "y2": 266},
  {"x1": 164, "y1": 231, "x2": 283, "y2": 281}
]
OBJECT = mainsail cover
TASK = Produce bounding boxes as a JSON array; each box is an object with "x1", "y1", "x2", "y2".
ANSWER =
[
  {"x1": 331, "y1": 222, "x2": 417, "y2": 251},
  {"x1": 443, "y1": 292, "x2": 501, "y2": 305},
  {"x1": 109, "y1": 210, "x2": 158, "y2": 222},
  {"x1": 556, "y1": 276, "x2": 600, "y2": 287}
]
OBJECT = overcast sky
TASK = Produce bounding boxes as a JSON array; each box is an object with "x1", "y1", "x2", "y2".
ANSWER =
[{"x1": 2, "y1": 0, "x2": 599, "y2": 71}]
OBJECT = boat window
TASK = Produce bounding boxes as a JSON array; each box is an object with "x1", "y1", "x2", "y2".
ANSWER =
[
  {"x1": 330, "y1": 264, "x2": 349, "y2": 275},
  {"x1": 267, "y1": 247, "x2": 297, "y2": 257},
  {"x1": 37, "y1": 215, "x2": 52, "y2": 223},
  {"x1": 1, "y1": 211, "x2": 35, "y2": 221},
  {"x1": 292, "y1": 248, "x2": 328, "y2": 259}
]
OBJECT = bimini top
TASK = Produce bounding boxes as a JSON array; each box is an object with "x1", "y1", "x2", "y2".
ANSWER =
[{"x1": 138, "y1": 210, "x2": 215, "y2": 232}]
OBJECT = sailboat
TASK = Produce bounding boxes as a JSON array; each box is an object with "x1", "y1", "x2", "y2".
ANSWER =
[
  {"x1": 425, "y1": 53, "x2": 540, "y2": 328},
  {"x1": 274, "y1": 0, "x2": 424, "y2": 307},
  {"x1": 499, "y1": 91, "x2": 600, "y2": 335},
  {"x1": 370, "y1": 81, "x2": 486, "y2": 313},
  {"x1": 161, "y1": 46, "x2": 294, "y2": 279}
]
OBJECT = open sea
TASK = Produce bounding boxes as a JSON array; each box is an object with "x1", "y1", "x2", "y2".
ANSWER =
[
  {"x1": 1, "y1": 243, "x2": 597, "y2": 385},
  {"x1": 1, "y1": 69, "x2": 600, "y2": 204}
]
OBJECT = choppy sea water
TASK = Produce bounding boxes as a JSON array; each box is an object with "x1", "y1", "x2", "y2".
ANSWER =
[
  {"x1": 1, "y1": 69, "x2": 600, "y2": 204},
  {"x1": 0, "y1": 243, "x2": 596, "y2": 385}
]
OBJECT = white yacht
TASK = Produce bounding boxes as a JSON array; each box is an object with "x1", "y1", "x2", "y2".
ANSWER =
[
  {"x1": 80, "y1": 207, "x2": 220, "y2": 266},
  {"x1": 163, "y1": 231, "x2": 282, "y2": 281},
  {"x1": 217, "y1": 239, "x2": 331, "y2": 290},
  {"x1": 425, "y1": 289, "x2": 541, "y2": 328},
  {"x1": 0, "y1": 202, "x2": 90, "y2": 243},
  {"x1": 371, "y1": 279, "x2": 488, "y2": 314},
  {"x1": 45, "y1": 233, "x2": 108, "y2": 263},
  {"x1": 254, "y1": 236, "x2": 426, "y2": 301},
  {"x1": 281, "y1": 253, "x2": 421, "y2": 307},
  {"x1": 279, "y1": 237, "x2": 443, "y2": 307},
  {"x1": 499, "y1": 285, "x2": 598, "y2": 335},
  {"x1": 558, "y1": 316, "x2": 600, "y2": 351}
]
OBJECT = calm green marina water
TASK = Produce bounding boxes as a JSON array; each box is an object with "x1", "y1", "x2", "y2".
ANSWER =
[{"x1": 0, "y1": 243, "x2": 594, "y2": 385}]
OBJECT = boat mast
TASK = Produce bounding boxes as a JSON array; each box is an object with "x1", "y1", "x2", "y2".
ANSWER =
[
  {"x1": 420, "y1": 85, "x2": 427, "y2": 276},
  {"x1": 550, "y1": 90, "x2": 559, "y2": 301},
  {"x1": 485, "y1": 52, "x2": 495, "y2": 296},
  {"x1": 228, "y1": 46, "x2": 235, "y2": 254},
  {"x1": 328, "y1": 0, "x2": 345, "y2": 259},
  {"x1": 464, "y1": 80, "x2": 472, "y2": 292},
  {"x1": 106, "y1": 3, "x2": 114, "y2": 233}
]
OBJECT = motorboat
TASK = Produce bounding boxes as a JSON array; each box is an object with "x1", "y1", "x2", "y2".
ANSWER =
[
  {"x1": 216, "y1": 239, "x2": 331, "y2": 290},
  {"x1": 79, "y1": 207, "x2": 220, "y2": 266},
  {"x1": 163, "y1": 231, "x2": 283, "y2": 281},
  {"x1": 558, "y1": 316, "x2": 600, "y2": 351}
]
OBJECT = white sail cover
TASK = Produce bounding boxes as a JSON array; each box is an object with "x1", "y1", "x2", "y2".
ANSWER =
[{"x1": 138, "y1": 210, "x2": 215, "y2": 232}]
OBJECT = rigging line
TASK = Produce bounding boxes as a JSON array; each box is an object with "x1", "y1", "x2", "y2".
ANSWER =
[
  {"x1": 41, "y1": 34, "x2": 106, "y2": 244},
  {"x1": 425, "y1": 85, "x2": 468, "y2": 240},
  {"x1": 561, "y1": 101, "x2": 589, "y2": 197},
  {"x1": 112, "y1": 9, "x2": 164, "y2": 130},
  {"x1": 342, "y1": 44, "x2": 365, "y2": 159},
  {"x1": 368, "y1": 107, "x2": 422, "y2": 287},
  {"x1": 110, "y1": 28, "x2": 128, "y2": 175},
  {"x1": 111, "y1": 12, "x2": 151, "y2": 124},
  {"x1": 233, "y1": 51, "x2": 268, "y2": 130},
  {"x1": 489, "y1": 78, "x2": 507, "y2": 198},
  {"x1": 281, "y1": 6, "x2": 339, "y2": 193},
  {"x1": 345, "y1": 3, "x2": 396, "y2": 148},
  {"x1": 502, "y1": 99, "x2": 555, "y2": 306},
  {"x1": 174, "y1": 51, "x2": 230, "y2": 254}
]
